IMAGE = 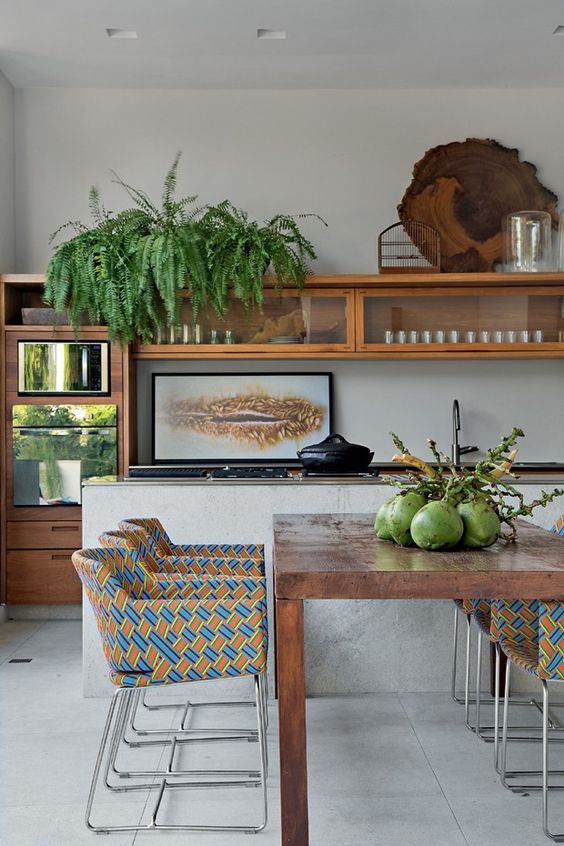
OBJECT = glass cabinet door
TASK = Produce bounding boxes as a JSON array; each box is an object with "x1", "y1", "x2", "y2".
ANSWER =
[
  {"x1": 358, "y1": 289, "x2": 564, "y2": 351},
  {"x1": 139, "y1": 288, "x2": 355, "y2": 354}
]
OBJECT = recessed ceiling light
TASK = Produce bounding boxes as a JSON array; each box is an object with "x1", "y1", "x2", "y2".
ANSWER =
[
  {"x1": 257, "y1": 29, "x2": 286, "y2": 40},
  {"x1": 553, "y1": 26, "x2": 564, "y2": 35},
  {"x1": 106, "y1": 28, "x2": 138, "y2": 39}
]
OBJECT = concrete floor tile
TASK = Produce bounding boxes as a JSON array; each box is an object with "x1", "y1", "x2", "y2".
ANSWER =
[
  {"x1": 449, "y1": 793, "x2": 557, "y2": 846},
  {"x1": 0, "y1": 802, "x2": 136, "y2": 845},
  {"x1": 309, "y1": 795, "x2": 468, "y2": 846}
]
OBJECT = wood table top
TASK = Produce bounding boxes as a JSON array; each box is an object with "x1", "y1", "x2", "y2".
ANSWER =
[{"x1": 273, "y1": 513, "x2": 564, "y2": 600}]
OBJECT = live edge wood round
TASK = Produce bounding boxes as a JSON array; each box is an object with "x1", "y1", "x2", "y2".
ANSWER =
[{"x1": 273, "y1": 513, "x2": 564, "y2": 846}]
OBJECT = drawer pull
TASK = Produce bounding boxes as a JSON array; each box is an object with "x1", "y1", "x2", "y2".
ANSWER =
[
  {"x1": 51, "y1": 526, "x2": 77, "y2": 532},
  {"x1": 51, "y1": 554, "x2": 70, "y2": 561}
]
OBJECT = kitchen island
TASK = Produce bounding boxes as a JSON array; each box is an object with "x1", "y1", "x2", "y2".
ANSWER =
[{"x1": 81, "y1": 475, "x2": 564, "y2": 697}]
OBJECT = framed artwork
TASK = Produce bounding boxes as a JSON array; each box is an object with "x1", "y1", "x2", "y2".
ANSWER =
[{"x1": 152, "y1": 372, "x2": 332, "y2": 464}]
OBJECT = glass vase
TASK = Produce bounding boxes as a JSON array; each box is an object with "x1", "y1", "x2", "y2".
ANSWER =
[{"x1": 502, "y1": 210, "x2": 553, "y2": 272}]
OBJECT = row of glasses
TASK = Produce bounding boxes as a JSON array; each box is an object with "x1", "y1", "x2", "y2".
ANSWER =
[
  {"x1": 154, "y1": 325, "x2": 236, "y2": 344},
  {"x1": 384, "y1": 329, "x2": 545, "y2": 344}
]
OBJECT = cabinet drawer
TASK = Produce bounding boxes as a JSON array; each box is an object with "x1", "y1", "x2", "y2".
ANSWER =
[
  {"x1": 7, "y1": 520, "x2": 82, "y2": 549},
  {"x1": 7, "y1": 549, "x2": 81, "y2": 604}
]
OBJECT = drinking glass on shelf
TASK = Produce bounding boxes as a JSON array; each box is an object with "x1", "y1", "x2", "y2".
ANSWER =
[
  {"x1": 519, "y1": 330, "x2": 530, "y2": 343},
  {"x1": 168, "y1": 325, "x2": 177, "y2": 345},
  {"x1": 408, "y1": 330, "x2": 419, "y2": 344},
  {"x1": 505, "y1": 330, "x2": 517, "y2": 343},
  {"x1": 192, "y1": 324, "x2": 202, "y2": 344},
  {"x1": 448, "y1": 330, "x2": 459, "y2": 344},
  {"x1": 209, "y1": 329, "x2": 220, "y2": 344},
  {"x1": 422, "y1": 330, "x2": 432, "y2": 344},
  {"x1": 155, "y1": 325, "x2": 165, "y2": 345},
  {"x1": 434, "y1": 330, "x2": 445, "y2": 343},
  {"x1": 479, "y1": 330, "x2": 491, "y2": 343},
  {"x1": 384, "y1": 330, "x2": 394, "y2": 344},
  {"x1": 493, "y1": 330, "x2": 504, "y2": 344},
  {"x1": 465, "y1": 330, "x2": 476, "y2": 343},
  {"x1": 396, "y1": 330, "x2": 407, "y2": 344},
  {"x1": 181, "y1": 323, "x2": 191, "y2": 344},
  {"x1": 224, "y1": 329, "x2": 235, "y2": 344},
  {"x1": 533, "y1": 329, "x2": 544, "y2": 343}
]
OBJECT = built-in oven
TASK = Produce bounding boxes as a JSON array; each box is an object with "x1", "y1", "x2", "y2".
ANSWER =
[
  {"x1": 17, "y1": 341, "x2": 110, "y2": 395},
  {"x1": 12, "y1": 404, "x2": 118, "y2": 506}
]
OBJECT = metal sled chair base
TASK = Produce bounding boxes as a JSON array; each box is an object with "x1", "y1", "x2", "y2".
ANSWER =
[{"x1": 86, "y1": 675, "x2": 268, "y2": 834}]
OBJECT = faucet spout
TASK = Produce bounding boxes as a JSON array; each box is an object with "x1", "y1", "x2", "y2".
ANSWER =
[
  {"x1": 452, "y1": 399, "x2": 461, "y2": 465},
  {"x1": 451, "y1": 399, "x2": 478, "y2": 466}
]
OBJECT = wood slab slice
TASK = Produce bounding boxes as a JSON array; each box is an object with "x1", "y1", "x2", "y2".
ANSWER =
[{"x1": 398, "y1": 138, "x2": 558, "y2": 272}]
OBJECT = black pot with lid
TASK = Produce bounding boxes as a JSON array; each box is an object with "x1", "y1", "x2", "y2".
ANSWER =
[{"x1": 297, "y1": 433, "x2": 374, "y2": 474}]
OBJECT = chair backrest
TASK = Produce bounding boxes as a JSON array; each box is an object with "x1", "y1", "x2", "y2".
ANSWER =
[
  {"x1": 119, "y1": 518, "x2": 175, "y2": 556},
  {"x1": 118, "y1": 517, "x2": 265, "y2": 568},
  {"x1": 99, "y1": 531, "x2": 161, "y2": 597}
]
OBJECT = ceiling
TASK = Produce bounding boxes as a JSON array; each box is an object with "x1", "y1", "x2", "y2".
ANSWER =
[{"x1": 2, "y1": 0, "x2": 564, "y2": 89}]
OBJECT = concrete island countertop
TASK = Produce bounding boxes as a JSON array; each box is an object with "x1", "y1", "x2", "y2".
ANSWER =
[{"x1": 85, "y1": 473, "x2": 564, "y2": 487}]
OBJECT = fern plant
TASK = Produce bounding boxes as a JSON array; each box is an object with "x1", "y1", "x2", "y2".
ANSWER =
[
  {"x1": 44, "y1": 154, "x2": 325, "y2": 345},
  {"x1": 197, "y1": 201, "x2": 326, "y2": 315}
]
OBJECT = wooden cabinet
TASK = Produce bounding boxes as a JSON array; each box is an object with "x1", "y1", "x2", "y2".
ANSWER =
[
  {"x1": 134, "y1": 288, "x2": 355, "y2": 359},
  {"x1": 133, "y1": 273, "x2": 564, "y2": 361},
  {"x1": 7, "y1": 549, "x2": 81, "y2": 604},
  {"x1": 356, "y1": 278, "x2": 564, "y2": 359},
  {"x1": 0, "y1": 275, "x2": 128, "y2": 604},
  {"x1": 7, "y1": 520, "x2": 82, "y2": 549}
]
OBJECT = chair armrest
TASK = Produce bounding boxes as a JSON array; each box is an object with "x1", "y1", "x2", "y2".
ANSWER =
[
  {"x1": 159, "y1": 555, "x2": 265, "y2": 578},
  {"x1": 149, "y1": 574, "x2": 266, "y2": 603}
]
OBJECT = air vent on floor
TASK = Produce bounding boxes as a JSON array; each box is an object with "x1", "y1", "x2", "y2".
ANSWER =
[{"x1": 8, "y1": 658, "x2": 32, "y2": 663}]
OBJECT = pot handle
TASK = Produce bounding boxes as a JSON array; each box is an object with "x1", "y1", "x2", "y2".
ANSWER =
[{"x1": 322, "y1": 433, "x2": 347, "y2": 444}]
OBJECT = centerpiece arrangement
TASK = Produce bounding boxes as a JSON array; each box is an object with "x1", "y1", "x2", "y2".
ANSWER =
[{"x1": 375, "y1": 428, "x2": 563, "y2": 550}]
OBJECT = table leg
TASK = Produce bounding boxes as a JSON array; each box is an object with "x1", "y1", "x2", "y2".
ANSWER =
[{"x1": 276, "y1": 598, "x2": 309, "y2": 846}]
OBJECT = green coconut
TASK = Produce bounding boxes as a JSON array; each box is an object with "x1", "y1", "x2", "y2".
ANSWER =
[
  {"x1": 410, "y1": 500, "x2": 464, "y2": 550},
  {"x1": 374, "y1": 496, "x2": 398, "y2": 540},
  {"x1": 456, "y1": 499, "x2": 501, "y2": 549},
  {"x1": 388, "y1": 491, "x2": 427, "y2": 546}
]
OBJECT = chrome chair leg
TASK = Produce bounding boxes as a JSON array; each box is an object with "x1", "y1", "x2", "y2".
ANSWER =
[
  {"x1": 87, "y1": 676, "x2": 269, "y2": 834},
  {"x1": 499, "y1": 664, "x2": 564, "y2": 794},
  {"x1": 126, "y1": 684, "x2": 258, "y2": 741},
  {"x1": 543, "y1": 680, "x2": 564, "y2": 842}
]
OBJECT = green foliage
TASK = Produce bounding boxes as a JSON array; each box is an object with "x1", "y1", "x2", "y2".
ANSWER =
[{"x1": 44, "y1": 154, "x2": 326, "y2": 345}]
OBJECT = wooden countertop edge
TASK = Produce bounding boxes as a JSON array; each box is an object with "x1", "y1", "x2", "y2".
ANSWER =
[{"x1": 273, "y1": 570, "x2": 564, "y2": 600}]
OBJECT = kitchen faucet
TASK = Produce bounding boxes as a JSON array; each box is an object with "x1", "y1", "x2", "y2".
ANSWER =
[{"x1": 452, "y1": 399, "x2": 479, "y2": 466}]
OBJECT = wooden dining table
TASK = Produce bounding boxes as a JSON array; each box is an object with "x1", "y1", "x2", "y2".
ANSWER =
[{"x1": 273, "y1": 512, "x2": 564, "y2": 846}]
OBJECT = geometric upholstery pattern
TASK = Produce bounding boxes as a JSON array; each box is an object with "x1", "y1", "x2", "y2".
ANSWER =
[
  {"x1": 491, "y1": 599, "x2": 540, "y2": 646},
  {"x1": 96, "y1": 535, "x2": 266, "y2": 603},
  {"x1": 72, "y1": 547, "x2": 268, "y2": 688},
  {"x1": 493, "y1": 600, "x2": 564, "y2": 680},
  {"x1": 118, "y1": 518, "x2": 265, "y2": 575},
  {"x1": 100, "y1": 529, "x2": 264, "y2": 582},
  {"x1": 551, "y1": 514, "x2": 564, "y2": 536},
  {"x1": 538, "y1": 601, "x2": 564, "y2": 680}
]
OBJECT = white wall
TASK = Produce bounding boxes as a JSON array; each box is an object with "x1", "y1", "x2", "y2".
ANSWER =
[
  {"x1": 13, "y1": 86, "x2": 564, "y2": 460},
  {"x1": 14, "y1": 87, "x2": 564, "y2": 274},
  {"x1": 0, "y1": 71, "x2": 15, "y2": 271}
]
